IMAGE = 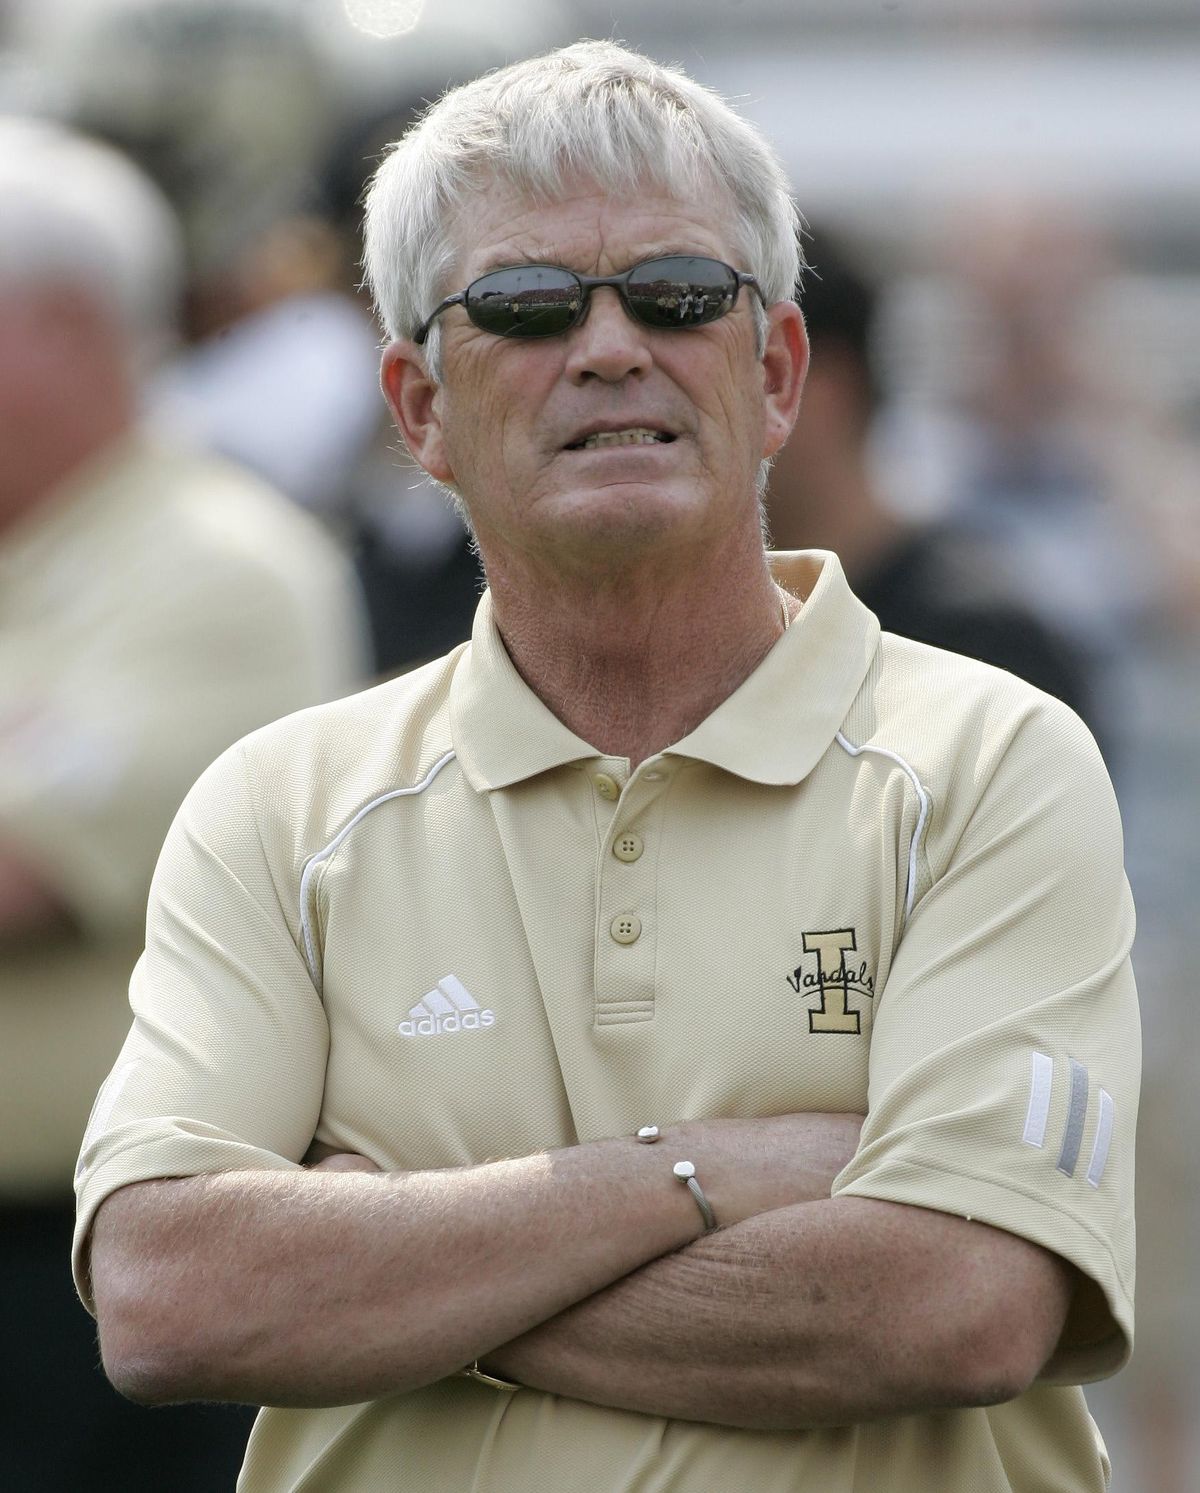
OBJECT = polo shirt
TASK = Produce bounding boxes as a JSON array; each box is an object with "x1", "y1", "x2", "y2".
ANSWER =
[
  {"x1": 73, "y1": 551, "x2": 1138, "y2": 1493},
  {"x1": 1, "y1": 431, "x2": 367, "y2": 1195}
]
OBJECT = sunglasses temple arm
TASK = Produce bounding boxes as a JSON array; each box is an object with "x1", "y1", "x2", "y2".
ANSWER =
[
  {"x1": 413, "y1": 293, "x2": 466, "y2": 346},
  {"x1": 738, "y1": 273, "x2": 767, "y2": 305}
]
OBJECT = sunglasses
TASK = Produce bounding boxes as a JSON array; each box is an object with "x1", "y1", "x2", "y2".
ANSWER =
[{"x1": 413, "y1": 254, "x2": 764, "y2": 345}]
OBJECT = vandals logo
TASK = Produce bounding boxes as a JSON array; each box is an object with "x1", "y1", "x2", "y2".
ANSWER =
[{"x1": 787, "y1": 929, "x2": 875, "y2": 1034}]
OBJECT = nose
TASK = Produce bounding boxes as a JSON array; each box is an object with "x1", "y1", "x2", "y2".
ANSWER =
[{"x1": 563, "y1": 286, "x2": 651, "y2": 384}]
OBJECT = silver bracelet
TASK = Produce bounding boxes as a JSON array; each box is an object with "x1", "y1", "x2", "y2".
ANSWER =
[
  {"x1": 672, "y1": 1160, "x2": 717, "y2": 1233},
  {"x1": 459, "y1": 1360, "x2": 521, "y2": 1391},
  {"x1": 634, "y1": 1125, "x2": 718, "y2": 1234}
]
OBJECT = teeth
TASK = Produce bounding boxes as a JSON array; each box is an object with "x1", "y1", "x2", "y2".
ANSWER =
[{"x1": 579, "y1": 428, "x2": 668, "y2": 449}]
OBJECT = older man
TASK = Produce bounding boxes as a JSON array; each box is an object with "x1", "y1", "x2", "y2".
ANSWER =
[{"x1": 79, "y1": 42, "x2": 1137, "y2": 1493}]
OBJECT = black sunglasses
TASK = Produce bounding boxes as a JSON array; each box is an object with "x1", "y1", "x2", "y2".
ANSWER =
[{"x1": 413, "y1": 254, "x2": 764, "y2": 345}]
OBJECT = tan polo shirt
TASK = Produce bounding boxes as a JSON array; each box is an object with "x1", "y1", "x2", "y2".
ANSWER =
[
  {"x1": 1, "y1": 432, "x2": 367, "y2": 1195},
  {"x1": 74, "y1": 551, "x2": 1137, "y2": 1493}
]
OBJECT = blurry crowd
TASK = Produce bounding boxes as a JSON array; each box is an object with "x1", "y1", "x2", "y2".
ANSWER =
[{"x1": 1, "y1": 2, "x2": 1197, "y2": 1490}]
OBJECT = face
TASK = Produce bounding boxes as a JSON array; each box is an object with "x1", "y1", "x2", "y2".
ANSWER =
[
  {"x1": 0, "y1": 287, "x2": 81, "y2": 526},
  {"x1": 383, "y1": 182, "x2": 806, "y2": 576}
]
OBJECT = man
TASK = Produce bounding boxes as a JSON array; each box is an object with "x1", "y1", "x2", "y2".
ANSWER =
[
  {"x1": 769, "y1": 231, "x2": 1096, "y2": 730},
  {"x1": 77, "y1": 43, "x2": 1138, "y2": 1492},
  {"x1": 0, "y1": 118, "x2": 367, "y2": 1489}
]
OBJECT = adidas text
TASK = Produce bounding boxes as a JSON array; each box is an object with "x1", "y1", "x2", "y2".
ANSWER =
[{"x1": 399, "y1": 1009, "x2": 495, "y2": 1038}]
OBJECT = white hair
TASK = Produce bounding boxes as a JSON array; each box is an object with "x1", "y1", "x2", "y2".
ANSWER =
[
  {"x1": 0, "y1": 116, "x2": 182, "y2": 370},
  {"x1": 362, "y1": 40, "x2": 801, "y2": 375}
]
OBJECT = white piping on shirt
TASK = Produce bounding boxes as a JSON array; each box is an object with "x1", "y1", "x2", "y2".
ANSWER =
[
  {"x1": 834, "y1": 730, "x2": 931, "y2": 924},
  {"x1": 298, "y1": 749, "x2": 457, "y2": 990}
]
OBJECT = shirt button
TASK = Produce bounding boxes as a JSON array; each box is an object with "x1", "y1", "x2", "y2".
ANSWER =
[
  {"x1": 593, "y1": 772, "x2": 620, "y2": 800},
  {"x1": 612, "y1": 832, "x2": 644, "y2": 863},
  {"x1": 610, "y1": 913, "x2": 642, "y2": 945}
]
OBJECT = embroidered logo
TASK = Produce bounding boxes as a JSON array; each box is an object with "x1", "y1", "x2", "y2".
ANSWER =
[
  {"x1": 787, "y1": 929, "x2": 875, "y2": 1034},
  {"x1": 399, "y1": 975, "x2": 495, "y2": 1038}
]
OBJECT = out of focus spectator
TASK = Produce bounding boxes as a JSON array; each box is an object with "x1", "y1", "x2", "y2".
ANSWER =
[
  {"x1": 0, "y1": 118, "x2": 367, "y2": 1489},
  {"x1": 769, "y1": 231, "x2": 1096, "y2": 732},
  {"x1": 320, "y1": 100, "x2": 487, "y2": 674},
  {"x1": 875, "y1": 202, "x2": 1168, "y2": 755},
  {"x1": 55, "y1": 0, "x2": 383, "y2": 518},
  {"x1": 54, "y1": 0, "x2": 488, "y2": 676}
]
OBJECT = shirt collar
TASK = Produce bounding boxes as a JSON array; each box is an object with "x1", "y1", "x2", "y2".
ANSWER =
[
  {"x1": 450, "y1": 589, "x2": 598, "y2": 790},
  {"x1": 450, "y1": 551, "x2": 880, "y2": 791}
]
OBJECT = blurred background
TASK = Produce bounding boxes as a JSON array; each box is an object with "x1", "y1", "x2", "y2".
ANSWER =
[{"x1": 1, "y1": 1, "x2": 1196, "y2": 1488}]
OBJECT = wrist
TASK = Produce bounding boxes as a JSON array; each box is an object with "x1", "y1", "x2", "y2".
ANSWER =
[{"x1": 634, "y1": 1125, "x2": 718, "y2": 1237}]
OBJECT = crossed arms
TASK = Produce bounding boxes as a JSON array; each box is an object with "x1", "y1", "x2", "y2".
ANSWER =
[{"x1": 88, "y1": 1111, "x2": 1074, "y2": 1429}]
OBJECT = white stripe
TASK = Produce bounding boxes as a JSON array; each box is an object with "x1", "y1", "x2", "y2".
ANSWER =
[
  {"x1": 834, "y1": 732, "x2": 931, "y2": 923},
  {"x1": 76, "y1": 1059, "x2": 138, "y2": 1178},
  {"x1": 1022, "y1": 1051, "x2": 1054, "y2": 1148},
  {"x1": 437, "y1": 975, "x2": 480, "y2": 1012},
  {"x1": 409, "y1": 999, "x2": 433, "y2": 1020},
  {"x1": 1086, "y1": 1089, "x2": 1115, "y2": 1188},
  {"x1": 299, "y1": 750, "x2": 457, "y2": 990},
  {"x1": 422, "y1": 988, "x2": 457, "y2": 1017}
]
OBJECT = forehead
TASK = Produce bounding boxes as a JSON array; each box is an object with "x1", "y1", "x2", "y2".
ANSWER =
[{"x1": 450, "y1": 178, "x2": 742, "y2": 281}]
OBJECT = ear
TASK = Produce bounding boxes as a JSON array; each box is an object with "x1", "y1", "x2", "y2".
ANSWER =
[
  {"x1": 380, "y1": 341, "x2": 455, "y2": 483},
  {"x1": 760, "y1": 300, "x2": 809, "y2": 460}
]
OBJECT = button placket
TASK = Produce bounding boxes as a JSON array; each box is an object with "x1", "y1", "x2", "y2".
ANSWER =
[
  {"x1": 609, "y1": 912, "x2": 642, "y2": 944},
  {"x1": 612, "y1": 831, "x2": 644, "y2": 863},
  {"x1": 593, "y1": 767, "x2": 673, "y2": 1026}
]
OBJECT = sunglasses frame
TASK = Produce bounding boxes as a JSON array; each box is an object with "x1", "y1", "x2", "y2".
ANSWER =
[{"x1": 413, "y1": 255, "x2": 764, "y2": 346}]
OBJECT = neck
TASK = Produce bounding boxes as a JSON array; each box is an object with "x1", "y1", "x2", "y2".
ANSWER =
[{"x1": 481, "y1": 526, "x2": 795, "y2": 768}]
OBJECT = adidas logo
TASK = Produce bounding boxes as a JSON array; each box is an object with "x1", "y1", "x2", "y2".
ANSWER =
[{"x1": 399, "y1": 975, "x2": 495, "y2": 1038}]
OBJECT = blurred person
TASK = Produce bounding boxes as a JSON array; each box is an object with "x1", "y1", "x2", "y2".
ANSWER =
[
  {"x1": 316, "y1": 96, "x2": 497, "y2": 676},
  {"x1": 57, "y1": 0, "x2": 507, "y2": 676},
  {"x1": 75, "y1": 43, "x2": 1139, "y2": 1493},
  {"x1": 0, "y1": 117, "x2": 367, "y2": 1490},
  {"x1": 51, "y1": 0, "x2": 383, "y2": 518},
  {"x1": 879, "y1": 201, "x2": 1160, "y2": 752},
  {"x1": 769, "y1": 231, "x2": 1096, "y2": 732}
]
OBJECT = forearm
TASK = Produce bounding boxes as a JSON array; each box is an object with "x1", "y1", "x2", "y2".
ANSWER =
[
  {"x1": 90, "y1": 1113, "x2": 860, "y2": 1409},
  {"x1": 488, "y1": 1196, "x2": 1075, "y2": 1429},
  {"x1": 91, "y1": 1143, "x2": 700, "y2": 1408}
]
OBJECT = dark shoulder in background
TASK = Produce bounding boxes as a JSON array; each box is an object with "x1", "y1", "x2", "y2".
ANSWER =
[{"x1": 772, "y1": 229, "x2": 1098, "y2": 748}]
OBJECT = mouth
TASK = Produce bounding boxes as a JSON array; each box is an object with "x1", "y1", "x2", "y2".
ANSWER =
[{"x1": 564, "y1": 427, "x2": 677, "y2": 452}]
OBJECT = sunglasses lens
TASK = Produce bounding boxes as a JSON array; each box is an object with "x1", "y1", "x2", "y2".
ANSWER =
[
  {"x1": 465, "y1": 266, "x2": 583, "y2": 338},
  {"x1": 624, "y1": 257, "x2": 739, "y2": 328}
]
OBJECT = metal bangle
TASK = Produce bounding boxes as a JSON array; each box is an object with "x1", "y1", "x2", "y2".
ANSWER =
[
  {"x1": 459, "y1": 1361, "x2": 522, "y2": 1391},
  {"x1": 672, "y1": 1160, "x2": 717, "y2": 1233},
  {"x1": 635, "y1": 1126, "x2": 717, "y2": 1234}
]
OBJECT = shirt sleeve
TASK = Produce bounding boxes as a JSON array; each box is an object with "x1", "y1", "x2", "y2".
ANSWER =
[
  {"x1": 72, "y1": 739, "x2": 329, "y2": 1312},
  {"x1": 831, "y1": 697, "x2": 1139, "y2": 1385}
]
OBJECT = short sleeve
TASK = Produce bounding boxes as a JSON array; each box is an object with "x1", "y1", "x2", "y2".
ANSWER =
[
  {"x1": 832, "y1": 700, "x2": 1138, "y2": 1384},
  {"x1": 72, "y1": 741, "x2": 329, "y2": 1311}
]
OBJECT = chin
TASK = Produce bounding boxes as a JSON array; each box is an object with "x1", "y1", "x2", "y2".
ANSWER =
[{"x1": 553, "y1": 483, "x2": 711, "y2": 551}]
